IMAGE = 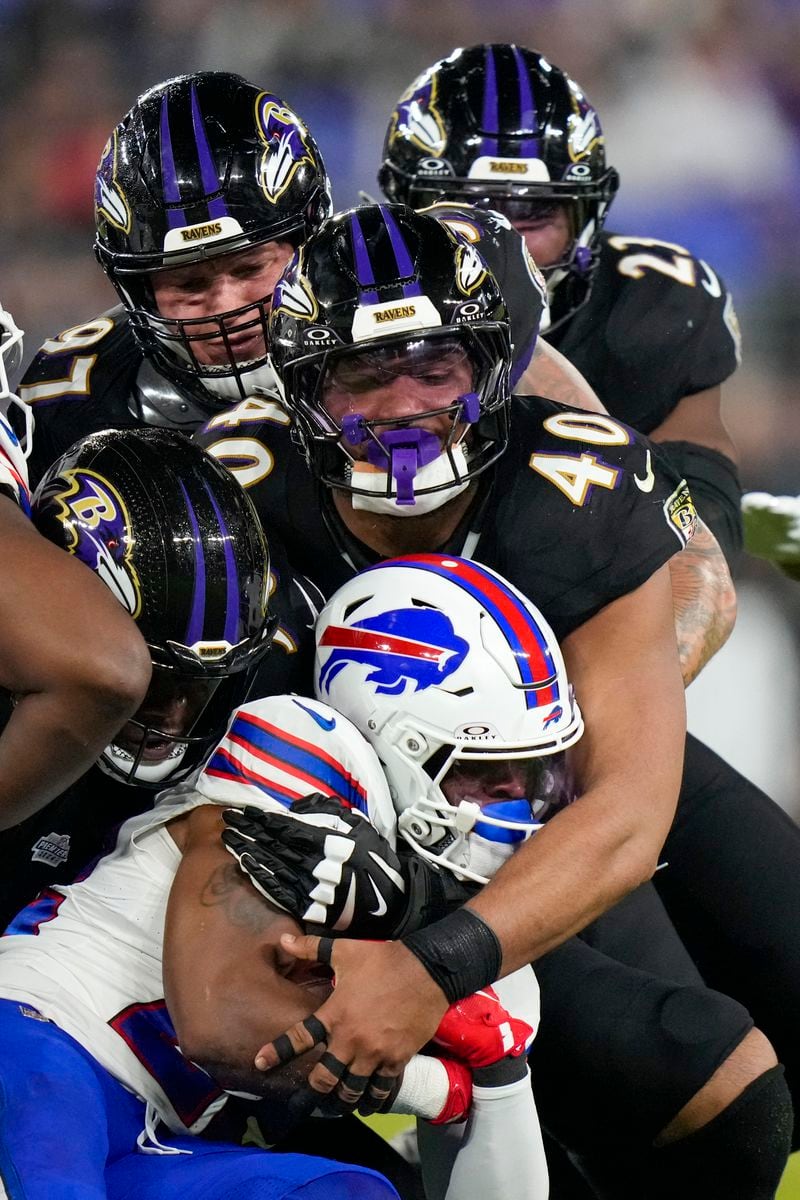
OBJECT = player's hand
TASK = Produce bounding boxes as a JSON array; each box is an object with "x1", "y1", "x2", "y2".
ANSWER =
[
  {"x1": 742, "y1": 492, "x2": 800, "y2": 581},
  {"x1": 432, "y1": 986, "x2": 535, "y2": 1068},
  {"x1": 222, "y1": 797, "x2": 407, "y2": 937},
  {"x1": 252, "y1": 933, "x2": 449, "y2": 1112}
]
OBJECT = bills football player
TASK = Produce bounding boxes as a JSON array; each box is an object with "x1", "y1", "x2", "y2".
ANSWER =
[
  {"x1": 0, "y1": 568, "x2": 553, "y2": 1199},
  {"x1": 0, "y1": 303, "x2": 151, "y2": 825}
]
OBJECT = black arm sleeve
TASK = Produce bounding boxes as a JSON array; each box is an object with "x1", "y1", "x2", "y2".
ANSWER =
[{"x1": 657, "y1": 440, "x2": 743, "y2": 571}]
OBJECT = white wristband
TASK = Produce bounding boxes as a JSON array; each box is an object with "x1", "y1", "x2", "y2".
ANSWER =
[{"x1": 390, "y1": 1054, "x2": 451, "y2": 1120}]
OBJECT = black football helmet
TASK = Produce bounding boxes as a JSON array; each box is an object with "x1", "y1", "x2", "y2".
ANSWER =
[
  {"x1": 33, "y1": 428, "x2": 276, "y2": 785},
  {"x1": 269, "y1": 202, "x2": 511, "y2": 513},
  {"x1": 94, "y1": 71, "x2": 332, "y2": 410},
  {"x1": 378, "y1": 45, "x2": 619, "y2": 329}
]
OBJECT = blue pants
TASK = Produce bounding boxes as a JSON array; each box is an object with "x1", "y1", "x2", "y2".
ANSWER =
[{"x1": 0, "y1": 1000, "x2": 397, "y2": 1200}]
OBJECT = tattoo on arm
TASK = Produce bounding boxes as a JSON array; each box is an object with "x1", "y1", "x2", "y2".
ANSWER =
[
  {"x1": 669, "y1": 520, "x2": 737, "y2": 686},
  {"x1": 200, "y1": 860, "x2": 278, "y2": 935}
]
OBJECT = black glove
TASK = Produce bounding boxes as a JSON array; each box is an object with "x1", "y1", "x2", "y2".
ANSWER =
[{"x1": 222, "y1": 795, "x2": 409, "y2": 938}]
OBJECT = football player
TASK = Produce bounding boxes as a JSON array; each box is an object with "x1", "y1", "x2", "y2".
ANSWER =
[
  {"x1": 0, "y1": 302, "x2": 151, "y2": 825},
  {"x1": 196, "y1": 206, "x2": 791, "y2": 1198},
  {"x1": 378, "y1": 45, "x2": 742, "y2": 570},
  {"x1": 0, "y1": 426, "x2": 321, "y2": 927},
  {"x1": 15, "y1": 71, "x2": 332, "y2": 488}
]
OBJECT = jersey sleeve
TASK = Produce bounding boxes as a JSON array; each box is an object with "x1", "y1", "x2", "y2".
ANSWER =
[
  {"x1": 420, "y1": 202, "x2": 545, "y2": 384},
  {"x1": 17, "y1": 307, "x2": 142, "y2": 488},
  {"x1": 603, "y1": 235, "x2": 741, "y2": 398},
  {"x1": 0, "y1": 409, "x2": 31, "y2": 512},
  {"x1": 494, "y1": 401, "x2": 696, "y2": 640}
]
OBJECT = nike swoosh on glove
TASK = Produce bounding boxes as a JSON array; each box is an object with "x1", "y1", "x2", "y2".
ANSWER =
[{"x1": 222, "y1": 796, "x2": 407, "y2": 938}]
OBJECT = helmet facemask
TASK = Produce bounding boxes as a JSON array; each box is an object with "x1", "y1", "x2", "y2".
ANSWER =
[
  {"x1": 377, "y1": 704, "x2": 580, "y2": 885},
  {"x1": 281, "y1": 325, "x2": 510, "y2": 515},
  {"x1": 101, "y1": 614, "x2": 277, "y2": 786}
]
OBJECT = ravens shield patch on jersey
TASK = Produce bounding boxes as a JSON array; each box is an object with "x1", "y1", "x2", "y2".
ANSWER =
[{"x1": 663, "y1": 481, "x2": 698, "y2": 546}]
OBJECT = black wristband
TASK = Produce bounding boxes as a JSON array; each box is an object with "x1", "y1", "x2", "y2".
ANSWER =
[
  {"x1": 473, "y1": 1055, "x2": 530, "y2": 1088},
  {"x1": 400, "y1": 906, "x2": 502, "y2": 1003}
]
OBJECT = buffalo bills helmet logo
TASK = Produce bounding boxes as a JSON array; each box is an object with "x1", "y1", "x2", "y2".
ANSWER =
[
  {"x1": 390, "y1": 72, "x2": 447, "y2": 156},
  {"x1": 52, "y1": 469, "x2": 141, "y2": 617},
  {"x1": 318, "y1": 608, "x2": 469, "y2": 697},
  {"x1": 543, "y1": 705, "x2": 563, "y2": 729},
  {"x1": 256, "y1": 96, "x2": 315, "y2": 204}
]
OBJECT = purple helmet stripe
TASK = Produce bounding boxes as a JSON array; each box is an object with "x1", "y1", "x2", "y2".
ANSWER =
[
  {"x1": 190, "y1": 84, "x2": 229, "y2": 220},
  {"x1": 380, "y1": 205, "x2": 423, "y2": 299},
  {"x1": 513, "y1": 45, "x2": 540, "y2": 157},
  {"x1": 478, "y1": 45, "x2": 500, "y2": 158},
  {"x1": 350, "y1": 213, "x2": 380, "y2": 304},
  {"x1": 159, "y1": 95, "x2": 187, "y2": 230},
  {"x1": 203, "y1": 480, "x2": 240, "y2": 645},
  {"x1": 179, "y1": 479, "x2": 207, "y2": 645}
]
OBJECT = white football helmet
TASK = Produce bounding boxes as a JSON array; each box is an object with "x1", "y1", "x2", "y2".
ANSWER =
[
  {"x1": 0, "y1": 302, "x2": 32, "y2": 456},
  {"x1": 314, "y1": 554, "x2": 583, "y2": 883}
]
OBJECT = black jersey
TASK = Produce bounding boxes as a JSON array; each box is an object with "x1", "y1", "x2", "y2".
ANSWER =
[
  {"x1": 196, "y1": 395, "x2": 693, "y2": 642},
  {"x1": 0, "y1": 544, "x2": 322, "y2": 927},
  {"x1": 17, "y1": 305, "x2": 211, "y2": 489},
  {"x1": 545, "y1": 231, "x2": 741, "y2": 433}
]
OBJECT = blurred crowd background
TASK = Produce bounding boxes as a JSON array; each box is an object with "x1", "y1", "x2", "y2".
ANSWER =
[{"x1": 1, "y1": 0, "x2": 799, "y2": 812}]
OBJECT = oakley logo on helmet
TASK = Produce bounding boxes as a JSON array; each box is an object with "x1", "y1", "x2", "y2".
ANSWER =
[
  {"x1": 52, "y1": 469, "x2": 141, "y2": 617},
  {"x1": 391, "y1": 75, "x2": 447, "y2": 156},
  {"x1": 256, "y1": 97, "x2": 315, "y2": 204},
  {"x1": 317, "y1": 608, "x2": 469, "y2": 697}
]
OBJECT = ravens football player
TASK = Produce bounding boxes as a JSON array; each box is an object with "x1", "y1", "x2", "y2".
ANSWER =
[
  {"x1": 0, "y1": 428, "x2": 322, "y2": 928},
  {"x1": 378, "y1": 44, "x2": 742, "y2": 568},
  {"x1": 196, "y1": 205, "x2": 792, "y2": 1199},
  {"x1": 16, "y1": 71, "x2": 332, "y2": 487}
]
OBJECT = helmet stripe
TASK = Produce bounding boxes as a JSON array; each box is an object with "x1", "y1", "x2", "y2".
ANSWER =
[
  {"x1": 159, "y1": 94, "x2": 187, "y2": 230},
  {"x1": 513, "y1": 45, "x2": 540, "y2": 157},
  {"x1": 478, "y1": 46, "x2": 500, "y2": 157},
  {"x1": 189, "y1": 84, "x2": 229, "y2": 220},
  {"x1": 375, "y1": 555, "x2": 559, "y2": 707},
  {"x1": 179, "y1": 479, "x2": 207, "y2": 646},
  {"x1": 350, "y1": 212, "x2": 380, "y2": 304},
  {"x1": 222, "y1": 711, "x2": 370, "y2": 812},
  {"x1": 380, "y1": 205, "x2": 423, "y2": 299},
  {"x1": 203, "y1": 480, "x2": 240, "y2": 645}
]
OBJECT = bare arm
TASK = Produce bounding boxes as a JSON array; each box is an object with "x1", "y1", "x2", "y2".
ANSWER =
[
  {"x1": 669, "y1": 518, "x2": 736, "y2": 686},
  {"x1": 467, "y1": 564, "x2": 685, "y2": 972},
  {"x1": 163, "y1": 804, "x2": 329, "y2": 1097},
  {"x1": 648, "y1": 385, "x2": 738, "y2": 463},
  {"x1": 519, "y1": 340, "x2": 607, "y2": 412},
  {"x1": 0, "y1": 496, "x2": 151, "y2": 827}
]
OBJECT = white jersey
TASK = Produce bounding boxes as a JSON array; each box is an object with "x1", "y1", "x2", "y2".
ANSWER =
[
  {"x1": 0, "y1": 695, "x2": 393, "y2": 1136},
  {"x1": 0, "y1": 409, "x2": 30, "y2": 511}
]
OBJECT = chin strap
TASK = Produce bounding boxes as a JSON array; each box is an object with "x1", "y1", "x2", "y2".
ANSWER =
[{"x1": 342, "y1": 392, "x2": 480, "y2": 507}]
